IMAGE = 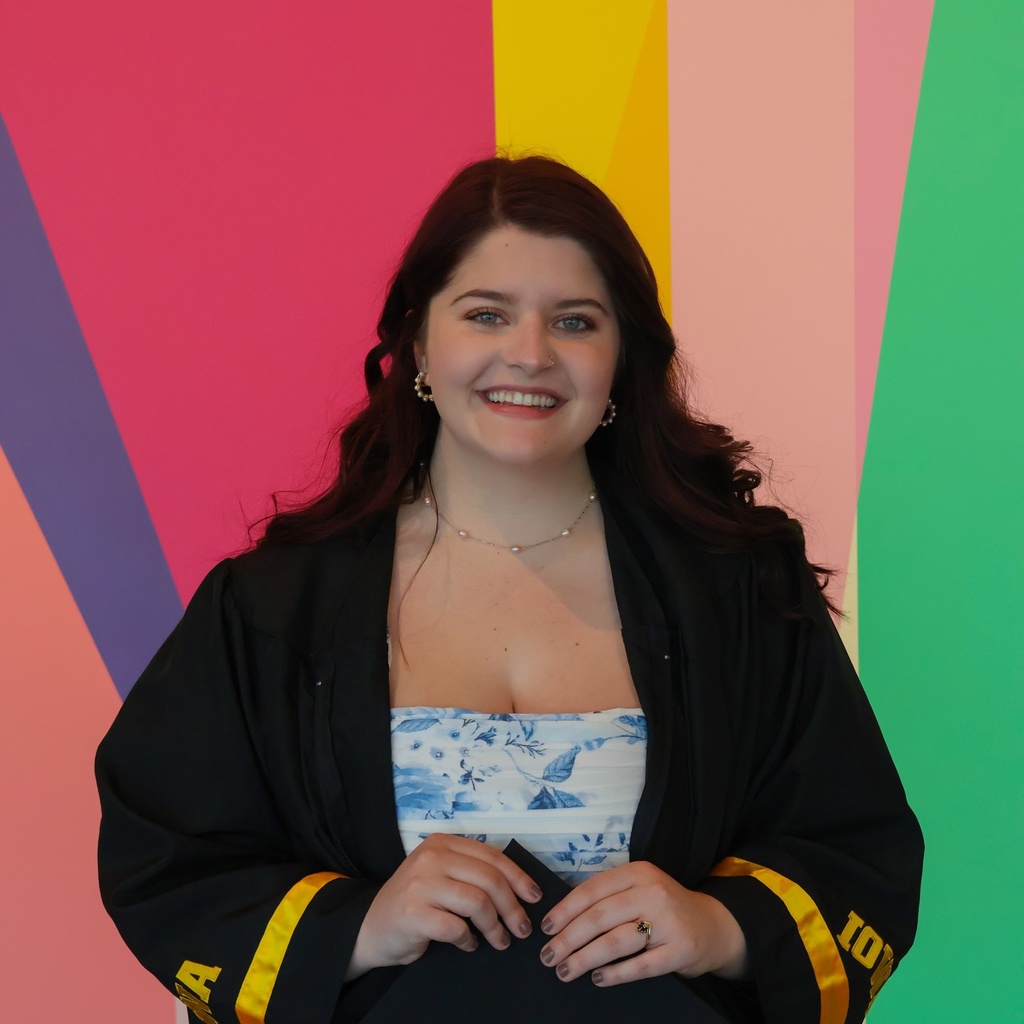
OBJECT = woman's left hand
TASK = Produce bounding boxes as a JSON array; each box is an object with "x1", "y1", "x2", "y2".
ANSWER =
[{"x1": 537, "y1": 861, "x2": 748, "y2": 986}]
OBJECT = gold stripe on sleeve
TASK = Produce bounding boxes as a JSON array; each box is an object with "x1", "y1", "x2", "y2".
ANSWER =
[
  {"x1": 710, "y1": 856, "x2": 849, "y2": 1024},
  {"x1": 235, "y1": 871, "x2": 345, "y2": 1024}
]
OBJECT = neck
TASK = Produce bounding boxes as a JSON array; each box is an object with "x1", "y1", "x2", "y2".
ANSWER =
[{"x1": 426, "y1": 435, "x2": 596, "y2": 546}]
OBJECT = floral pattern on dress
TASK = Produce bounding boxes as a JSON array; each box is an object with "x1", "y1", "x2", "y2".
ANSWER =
[{"x1": 391, "y1": 707, "x2": 647, "y2": 885}]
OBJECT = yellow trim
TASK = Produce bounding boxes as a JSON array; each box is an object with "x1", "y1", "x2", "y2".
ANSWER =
[
  {"x1": 710, "y1": 856, "x2": 849, "y2": 1024},
  {"x1": 235, "y1": 871, "x2": 345, "y2": 1024}
]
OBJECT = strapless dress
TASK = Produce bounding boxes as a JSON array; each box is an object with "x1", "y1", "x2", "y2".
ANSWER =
[{"x1": 391, "y1": 706, "x2": 647, "y2": 886}]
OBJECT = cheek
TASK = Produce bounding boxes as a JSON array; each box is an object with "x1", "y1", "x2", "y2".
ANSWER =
[
  {"x1": 580, "y1": 346, "x2": 619, "y2": 396},
  {"x1": 431, "y1": 337, "x2": 495, "y2": 381},
  {"x1": 424, "y1": 353, "x2": 483, "y2": 402}
]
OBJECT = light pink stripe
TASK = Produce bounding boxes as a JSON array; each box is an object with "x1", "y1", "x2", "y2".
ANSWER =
[
  {"x1": 855, "y1": 0, "x2": 934, "y2": 484},
  {"x1": 668, "y1": 5, "x2": 855, "y2": 586}
]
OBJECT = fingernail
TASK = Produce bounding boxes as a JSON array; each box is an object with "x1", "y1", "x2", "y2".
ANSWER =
[
  {"x1": 518, "y1": 919, "x2": 532, "y2": 937},
  {"x1": 541, "y1": 917, "x2": 553, "y2": 934},
  {"x1": 540, "y1": 946, "x2": 554, "y2": 964},
  {"x1": 529, "y1": 886, "x2": 543, "y2": 901},
  {"x1": 557, "y1": 963, "x2": 570, "y2": 979},
  {"x1": 500, "y1": 932, "x2": 511, "y2": 949},
  {"x1": 592, "y1": 971, "x2": 604, "y2": 986}
]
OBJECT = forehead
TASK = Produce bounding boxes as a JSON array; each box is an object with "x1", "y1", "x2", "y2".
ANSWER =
[{"x1": 442, "y1": 226, "x2": 611, "y2": 301}]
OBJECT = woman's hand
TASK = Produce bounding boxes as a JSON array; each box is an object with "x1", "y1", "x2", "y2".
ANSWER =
[
  {"x1": 346, "y1": 834, "x2": 542, "y2": 980},
  {"x1": 537, "y1": 861, "x2": 748, "y2": 987}
]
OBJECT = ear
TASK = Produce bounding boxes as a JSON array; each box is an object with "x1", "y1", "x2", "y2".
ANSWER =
[{"x1": 413, "y1": 336, "x2": 426, "y2": 373}]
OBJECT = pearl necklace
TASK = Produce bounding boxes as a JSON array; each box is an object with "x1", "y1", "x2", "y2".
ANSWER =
[{"x1": 423, "y1": 488, "x2": 598, "y2": 553}]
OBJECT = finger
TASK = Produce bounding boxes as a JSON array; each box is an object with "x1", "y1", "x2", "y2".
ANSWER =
[
  {"x1": 438, "y1": 853, "x2": 535, "y2": 939},
  {"x1": 415, "y1": 834, "x2": 542, "y2": 905},
  {"x1": 541, "y1": 864, "x2": 637, "y2": 935},
  {"x1": 430, "y1": 878, "x2": 511, "y2": 950},
  {"x1": 540, "y1": 889, "x2": 639, "y2": 965},
  {"x1": 591, "y1": 948, "x2": 673, "y2": 987},
  {"x1": 450, "y1": 837, "x2": 544, "y2": 905},
  {"x1": 422, "y1": 908, "x2": 479, "y2": 954},
  {"x1": 544, "y1": 916, "x2": 649, "y2": 982}
]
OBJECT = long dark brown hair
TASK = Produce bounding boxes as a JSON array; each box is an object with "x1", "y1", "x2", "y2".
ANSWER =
[{"x1": 259, "y1": 155, "x2": 832, "y2": 606}]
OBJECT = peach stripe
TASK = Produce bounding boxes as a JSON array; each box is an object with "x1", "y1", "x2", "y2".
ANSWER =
[
  {"x1": 667, "y1": 5, "x2": 856, "y2": 585},
  {"x1": 0, "y1": 446, "x2": 170, "y2": 1020}
]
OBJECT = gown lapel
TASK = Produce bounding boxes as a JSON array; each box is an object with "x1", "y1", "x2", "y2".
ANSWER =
[{"x1": 313, "y1": 513, "x2": 408, "y2": 878}]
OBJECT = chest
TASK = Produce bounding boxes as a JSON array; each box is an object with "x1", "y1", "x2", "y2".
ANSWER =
[{"x1": 387, "y1": 530, "x2": 637, "y2": 713}]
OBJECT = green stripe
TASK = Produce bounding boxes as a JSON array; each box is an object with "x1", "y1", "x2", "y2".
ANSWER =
[{"x1": 858, "y1": 3, "x2": 1024, "y2": 1021}]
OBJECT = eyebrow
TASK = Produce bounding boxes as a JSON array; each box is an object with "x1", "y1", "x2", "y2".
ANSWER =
[{"x1": 450, "y1": 289, "x2": 611, "y2": 316}]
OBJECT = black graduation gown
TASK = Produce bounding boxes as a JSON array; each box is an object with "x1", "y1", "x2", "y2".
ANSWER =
[{"x1": 95, "y1": 477, "x2": 923, "y2": 1024}]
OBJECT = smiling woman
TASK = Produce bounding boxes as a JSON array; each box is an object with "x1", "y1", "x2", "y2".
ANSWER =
[
  {"x1": 417, "y1": 227, "x2": 619, "y2": 475},
  {"x1": 96, "y1": 156, "x2": 923, "y2": 1024}
]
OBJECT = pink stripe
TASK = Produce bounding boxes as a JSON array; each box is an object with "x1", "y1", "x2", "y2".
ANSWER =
[
  {"x1": 1, "y1": 2, "x2": 494, "y2": 602},
  {"x1": 855, "y1": 0, "x2": 934, "y2": 484}
]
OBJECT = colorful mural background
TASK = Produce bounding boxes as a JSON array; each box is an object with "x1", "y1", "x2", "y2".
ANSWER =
[{"x1": 0, "y1": 2, "x2": 1020, "y2": 1020}]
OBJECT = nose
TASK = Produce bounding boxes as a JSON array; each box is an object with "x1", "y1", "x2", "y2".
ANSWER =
[{"x1": 503, "y1": 314, "x2": 554, "y2": 373}]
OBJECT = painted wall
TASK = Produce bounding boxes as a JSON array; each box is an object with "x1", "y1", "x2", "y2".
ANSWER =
[{"x1": 0, "y1": 2, "x2": 1020, "y2": 1020}]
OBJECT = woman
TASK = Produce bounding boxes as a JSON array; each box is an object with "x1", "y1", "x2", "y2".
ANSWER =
[{"x1": 96, "y1": 156, "x2": 923, "y2": 1024}]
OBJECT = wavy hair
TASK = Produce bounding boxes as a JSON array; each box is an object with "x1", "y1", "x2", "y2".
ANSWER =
[{"x1": 259, "y1": 155, "x2": 832, "y2": 608}]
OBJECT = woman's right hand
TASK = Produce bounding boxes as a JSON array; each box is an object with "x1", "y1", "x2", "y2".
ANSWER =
[{"x1": 345, "y1": 834, "x2": 543, "y2": 980}]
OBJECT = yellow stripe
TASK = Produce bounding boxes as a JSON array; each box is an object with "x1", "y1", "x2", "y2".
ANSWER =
[
  {"x1": 493, "y1": 0, "x2": 653, "y2": 180},
  {"x1": 234, "y1": 871, "x2": 344, "y2": 1024},
  {"x1": 710, "y1": 856, "x2": 849, "y2": 1024},
  {"x1": 492, "y1": 0, "x2": 672, "y2": 320},
  {"x1": 601, "y1": 0, "x2": 672, "y2": 322}
]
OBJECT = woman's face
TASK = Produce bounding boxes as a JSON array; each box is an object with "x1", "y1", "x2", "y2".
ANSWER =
[{"x1": 416, "y1": 225, "x2": 619, "y2": 473}]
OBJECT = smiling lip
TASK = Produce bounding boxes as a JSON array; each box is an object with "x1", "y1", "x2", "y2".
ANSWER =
[{"x1": 481, "y1": 388, "x2": 561, "y2": 410}]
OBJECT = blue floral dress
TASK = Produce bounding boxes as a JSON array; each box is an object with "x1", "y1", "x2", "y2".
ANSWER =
[{"x1": 391, "y1": 706, "x2": 647, "y2": 886}]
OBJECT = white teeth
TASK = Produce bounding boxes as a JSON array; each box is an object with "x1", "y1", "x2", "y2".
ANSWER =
[{"x1": 485, "y1": 390, "x2": 556, "y2": 408}]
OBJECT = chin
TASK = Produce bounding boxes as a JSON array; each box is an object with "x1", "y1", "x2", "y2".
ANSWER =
[{"x1": 482, "y1": 443, "x2": 588, "y2": 470}]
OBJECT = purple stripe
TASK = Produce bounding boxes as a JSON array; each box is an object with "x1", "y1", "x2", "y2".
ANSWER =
[{"x1": 0, "y1": 116, "x2": 182, "y2": 698}]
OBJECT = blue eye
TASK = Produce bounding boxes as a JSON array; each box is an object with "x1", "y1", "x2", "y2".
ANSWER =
[
  {"x1": 558, "y1": 314, "x2": 594, "y2": 332},
  {"x1": 469, "y1": 309, "x2": 502, "y2": 325}
]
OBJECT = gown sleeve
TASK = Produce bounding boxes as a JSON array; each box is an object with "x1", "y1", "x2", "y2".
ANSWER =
[
  {"x1": 95, "y1": 559, "x2": 381, "y2": 1024},
  {"x1": 697, "y1": 555, "x2": 924, "y2": 1024}
]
